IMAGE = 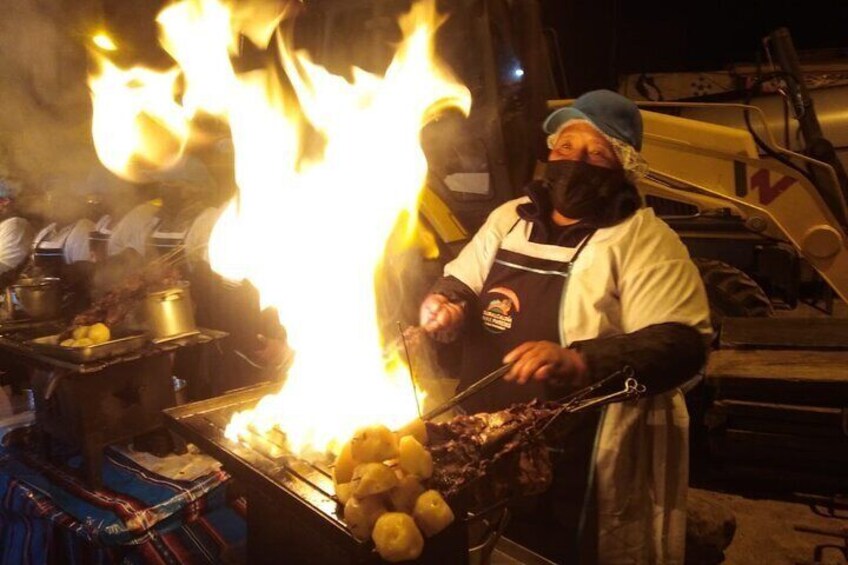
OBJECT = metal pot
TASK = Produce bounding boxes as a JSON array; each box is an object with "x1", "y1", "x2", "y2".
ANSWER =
[
  {"x1": 144, "y1": 284, "x2": 199, "y2": 342},
  {"x1": 6, "y1": 277, "x2": 62, "y2": 320}
]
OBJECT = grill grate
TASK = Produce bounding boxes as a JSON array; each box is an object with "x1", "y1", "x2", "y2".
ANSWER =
[{"x1": 165, "y1": 383, "x2": 469, "y2": 564}]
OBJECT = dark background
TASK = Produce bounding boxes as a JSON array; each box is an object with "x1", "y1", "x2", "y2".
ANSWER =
[
  {"x1": 101, "y1": 0, "x2": 848, "y2": 95},
  {"x1": 543, "y1": 0, "x2": 848, "y2": 94}
]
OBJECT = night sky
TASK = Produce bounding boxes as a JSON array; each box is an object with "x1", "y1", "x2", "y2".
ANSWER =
[
  {"x1": 100, "y1": 0, "x2": 848, "y2": 96},
  {"x1": 543, "y1": 0, "x2": 848, "y2": 94}
]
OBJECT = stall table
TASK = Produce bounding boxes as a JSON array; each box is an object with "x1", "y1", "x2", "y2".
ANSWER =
[{"x1": 0, "y1": 329, "x2": 227, "y2": 487}]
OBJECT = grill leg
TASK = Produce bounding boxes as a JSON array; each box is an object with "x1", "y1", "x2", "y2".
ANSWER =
[{"x1": 83, "y1": 433, "x2": 103, "y2": 489}]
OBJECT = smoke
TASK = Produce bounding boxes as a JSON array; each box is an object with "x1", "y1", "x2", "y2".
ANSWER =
[
  {"x1": 375, "y1": 216, "x2": 459, "y2": 412},
  {"x1": 0, "y1": 0, "x2": 102, "y2": 221}
]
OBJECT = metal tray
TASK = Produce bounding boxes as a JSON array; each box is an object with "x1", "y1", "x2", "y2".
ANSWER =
[{"x1": 28, "y1": 332, "x2": 148, "y2": 363}]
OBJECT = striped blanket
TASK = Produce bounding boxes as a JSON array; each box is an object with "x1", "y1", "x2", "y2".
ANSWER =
[{"x1": 0, "y1": 428, "x2": 246, "y2": 564}]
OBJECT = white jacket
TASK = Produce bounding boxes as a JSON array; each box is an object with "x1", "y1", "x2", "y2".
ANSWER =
[
  {"x1": 0, "y1": 217, "x2": 34, "y2": 275},
  {"x1": 107, "y1": 202, "x2": 160, "y2": 257},
  {"x1": 445, "y1": 198, "x2": 711, "y2": 564}
]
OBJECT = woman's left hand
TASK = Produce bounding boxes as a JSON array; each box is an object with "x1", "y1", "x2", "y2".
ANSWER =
[{"x1": 503, "y1": 341, "x2": 588, "y2": 384}]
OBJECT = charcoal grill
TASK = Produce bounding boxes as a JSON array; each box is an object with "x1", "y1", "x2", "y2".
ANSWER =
[
  {"x1": 164, "y1": 369, "x2": 645, "y2": 563},
  {"x1": 164, "y1": 384, "x2": 470, "y2": 564}
]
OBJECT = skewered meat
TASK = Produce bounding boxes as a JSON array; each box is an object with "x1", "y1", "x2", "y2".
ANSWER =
[
  {"x1": 70, "y1": 265, "x2": 181, "y2": 330},
  {"x1": 425, "y1": 401, "x2": 559, "y2": 506}
]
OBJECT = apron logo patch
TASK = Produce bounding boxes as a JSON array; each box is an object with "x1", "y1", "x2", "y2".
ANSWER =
[{"x1": 482, "y1": 287, "x2": 520, "y2": 333}]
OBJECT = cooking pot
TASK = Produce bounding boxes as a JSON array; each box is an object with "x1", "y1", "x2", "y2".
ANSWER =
[
  {"x1": 144, "y1": 283, "x2": 199, "y2": 342},
  {"x1": 6, "y1": 277, "x2": 62, "y2": 320}
]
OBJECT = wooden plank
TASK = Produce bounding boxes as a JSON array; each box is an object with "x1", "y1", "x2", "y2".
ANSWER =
[
  {"x1": 710, "y1": 401, "x2": 846, "y2": 438},
  {"x1": 720, "y1": 317, "x2": 848, "y2": 350},
  {"x1": 714, "y1": 400, "x2": 845, "y2": 424},
  {"x1": 723, "y1": 429, "x2": 848, "y2": 456},
  {"x1": 706, "y1": 350, "x2": 848, "y2": 406},
  {"x1": 711, "y1": 433, "x2": 848, "y2": 473},
  {"x1": 706, "y1": 350, "x2": 848, "y2": 383}
]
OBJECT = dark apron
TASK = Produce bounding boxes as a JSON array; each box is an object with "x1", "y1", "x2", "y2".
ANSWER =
[
  {"x1": 458, "y1": 222, "x2": 595, "y2": 414},
  {"x1": 458, "y1": 220, "x2": 600, "y2": 564}
]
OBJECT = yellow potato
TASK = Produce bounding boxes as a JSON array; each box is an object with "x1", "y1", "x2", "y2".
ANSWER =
[
  {"x1": 350, "y1": 424, "x2": 399, "y2": 463},
  {"x1": 372, "y1": 512, "x2": 424, "y2": 562},
  {"x1": 73, "y1": 338, "x2": 94, "y2": 348},
  {"x1": 396, "y1": 418, "x2": 428, "y2": 445},
  {"x1": 87, "y1": 323, "x2": 111, "y2": 344},
  {"x1": 413, "y1": 490, "x2": 455, "y2": 537},
  {"x1": 334, "y1": 480, "x2": 354, "y2": 506},
  {"x1": 388, "y1": 474, "x2": 425, "y2": 514},
  {"x1": 333, "y1": 441, "x2": 357, "y2": 484},
  {"x1": 352, "y1": 462, "x2": 399, "y2": 498},
  {"x1": 398, "y1": 435, "x2": 433, "y2": 479},
  {"x1": 60, "y1": 338, "x2": 75, "y2": 347},
  {"x1": 72, "y1": 326, "x2": 89, "y2": 340},
  {"x1": 343, "y1": 496, "x2": 387, "y2": 541}
]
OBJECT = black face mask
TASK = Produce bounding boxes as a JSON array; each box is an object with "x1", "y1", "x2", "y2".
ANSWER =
[{"x1": 543, "y1": 160, "x2": 638, "y2": 226}]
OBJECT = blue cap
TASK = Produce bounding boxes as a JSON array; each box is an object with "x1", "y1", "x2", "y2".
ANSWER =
[{"x1": 543, "y1": 89, "x2": 643, "y2": 151}]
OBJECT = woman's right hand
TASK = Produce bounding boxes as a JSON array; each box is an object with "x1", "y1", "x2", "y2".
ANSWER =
[{"x1": 419, "y1": 293, "x2": 465, "y2": 342}]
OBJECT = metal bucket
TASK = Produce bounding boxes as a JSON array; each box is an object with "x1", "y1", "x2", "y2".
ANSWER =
[
  {"x1": 144, "y1": 284, "x2": 199, "y2": 342},
  {"x1": 6, "y1": 278, "x2": 62, "y2": 320}
]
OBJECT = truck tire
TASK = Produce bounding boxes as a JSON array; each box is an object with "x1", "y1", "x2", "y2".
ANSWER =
[
  {"x1": 692, "y1": 258, "x2": 773, "y2": 328},
  {"x1": 688, "y1": 259, "x2": 773, "y2": 485}
]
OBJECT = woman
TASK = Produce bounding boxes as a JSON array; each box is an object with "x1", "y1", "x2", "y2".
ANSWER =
[{"x1": 420, "y1": 90, "x2": 711, "y2": 563}]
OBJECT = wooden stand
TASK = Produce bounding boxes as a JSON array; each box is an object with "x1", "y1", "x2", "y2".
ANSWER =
[
  {"x1": 30, "y1": 355, "x2": 176, "y2": 488},
  {"x1": 706, "y1": 317, "x2": 848, "y2": 492},
  {"x1": 0, "y1": 329, "x2": 228, "y2": 487}
]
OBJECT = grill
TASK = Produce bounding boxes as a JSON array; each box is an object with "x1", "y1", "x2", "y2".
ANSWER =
[
  {"x1": 164, "y1": 372, "x2": 645, "y2": 563},
  {"x1": 164, "y1": 384, "x2": 470, "y2": 564}
]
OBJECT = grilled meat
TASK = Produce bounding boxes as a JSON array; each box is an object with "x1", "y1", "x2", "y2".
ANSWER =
[
  {"x1": 426, "y1": 401, "x2": 558, "y2": 506},
  {"x1": 69, "y1": 265, "x2": 181, "y2": 332}
]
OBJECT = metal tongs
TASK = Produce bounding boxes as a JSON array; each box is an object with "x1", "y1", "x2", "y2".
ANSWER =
[
  {"x1": 423, "y1": 363, "x2": 645, "y2": 423},
  {"x1": 536, "y1": 366, "x2": 645, "y2": 436},
  {"x1": 422, "y1": 362, "x2": 514, "y2": 420}
]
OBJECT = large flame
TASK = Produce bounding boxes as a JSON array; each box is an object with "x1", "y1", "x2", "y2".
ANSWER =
[
  {"x1": 87, "y1": 0, "x2": 470, "y2": 457},
  {"x1": 88, "y1": 56, "x2": 189, "y2": 182}
]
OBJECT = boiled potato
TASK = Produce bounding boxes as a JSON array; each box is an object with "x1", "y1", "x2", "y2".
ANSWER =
[
  {"x1": 333, "y1": 441, "x2": 357, "y2": 484},
  {"x1": 88, "y1": 323, "x2": 111, "y2": 344},
  {"x1": 72, "y1": 326, "x2": 89, "y2": 340},
  {"x1": 372, "y1": 512, "x2": 424, "y2": 562},
  {"x1": 413, "y1": 490, "x2": 455, "y2": 537},
  {"x1": 343, "y1": 496, "x2": 387, "y2": 541},
  {"x1": 398, "y1": 435, "x2": 433, "y2": 479},
  {"x1": 396, "y1": 418, "x2": 428, "y2": 445},
  {"x1": 350, "y1": 424, "x2": 399, "y2": 463},
  {"x1": 60, "y1": 338, "x2": 75, "y2": 347},
  {"x1": 73, "y1": 338, "x2": 94, "y2": 348},
  {"x1": 388, "y1": 474, "x2": 425, "y2": 514},
  {"x1": 334, "y1": 480, "x2": 354, "y2": 506},
  {"x1": 352, "y1": 462, "x2": 399, "y2": 498}
]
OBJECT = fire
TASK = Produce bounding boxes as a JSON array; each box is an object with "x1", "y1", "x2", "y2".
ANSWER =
[
  {"x1": 88, "y1": 57, "x2": 189, "y2": 182},
  {"x1": 86, "y1": 0, "x2": 470, "y2": 458},
  {"x1": 91, "y1": 32, "x2": 117, "y2": 52}
]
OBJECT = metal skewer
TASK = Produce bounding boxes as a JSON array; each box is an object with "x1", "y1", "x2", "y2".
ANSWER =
[
  {"x1": 397, "y1": 321, "x2": 422, "y2": 419},
  {"x1": 422, "y1": 362, "x2": 514, "y2": 421},
  {"x1": 536, "y1": 366, "x2": 644, "y2": 436}
]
